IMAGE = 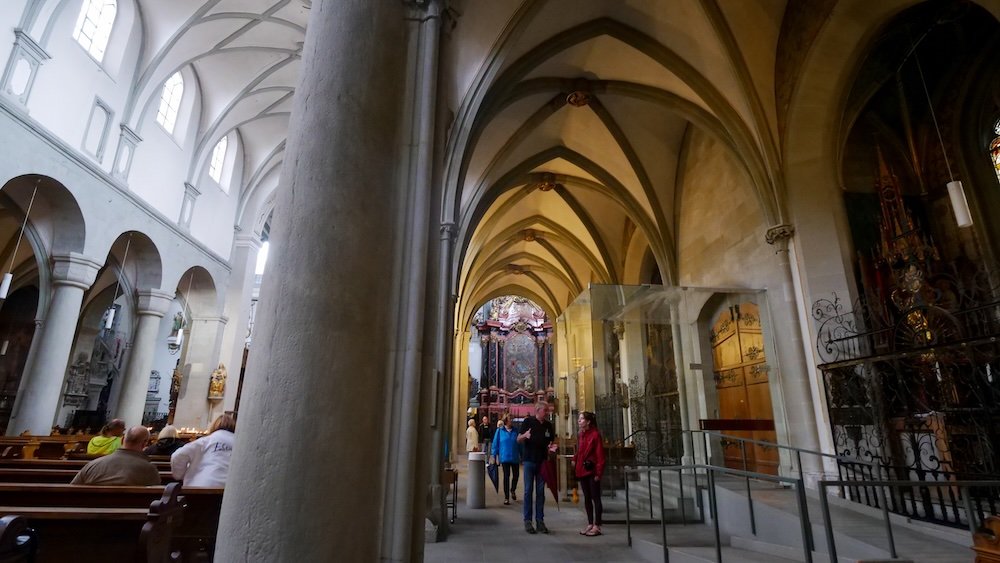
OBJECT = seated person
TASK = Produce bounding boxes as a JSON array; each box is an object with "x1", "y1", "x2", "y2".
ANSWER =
[
  {"x1": 72, "y1": 426, "x2": 160, "y2": 486},
  {"x1": 86, "y1": 419, "x2": 126, "y2": 455},
  {"x1": 171, "y1": 414, "x2": 235, "y2": 487},
  {"x1": 144, "y1": 425, "x2": 185, "y2": 456}
]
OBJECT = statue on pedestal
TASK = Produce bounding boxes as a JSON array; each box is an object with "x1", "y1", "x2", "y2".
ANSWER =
[{"x1": 208, "y1": 363, "x2": 227, "y2": 400}]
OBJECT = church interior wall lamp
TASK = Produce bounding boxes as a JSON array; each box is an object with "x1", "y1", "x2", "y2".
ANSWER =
[
  {"x1": 0, "y1": 180, "x2": 38, "y2": 300},
  {"x1": 103, "y1": 234, "x2": 131, "y2": 330},
  {"x1": 912, "y1": 32, "x2": 972, "y2": 228}
]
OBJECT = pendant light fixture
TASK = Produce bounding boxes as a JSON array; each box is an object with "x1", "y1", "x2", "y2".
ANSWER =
[
  {"x1": 0, "y1": 181, "x2": 39, "y2": 300},
  {"x1": 104, "y1": 234, "x2": 132, "y2": 331},
  {"x1": 914, "y1": 51, "x2": 973, "y2": 228}
]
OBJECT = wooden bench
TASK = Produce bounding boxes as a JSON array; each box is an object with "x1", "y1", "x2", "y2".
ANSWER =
[
  {"x1": 0, "y1": 483, "x2": 183, "y2": 562},
  {"x1": 0, "y1": 468, "x2": 174, "y2": 485},
  {"x1": 0, "y1": 484, "x2": 222, "y2": 561},
  {"x1": 0, "y1": 459, "x2": 171, "y2": 472}
]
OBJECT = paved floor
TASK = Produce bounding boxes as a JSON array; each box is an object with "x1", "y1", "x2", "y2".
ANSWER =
[{"x1": 425, "y1": 461, "x2": 643, "y2": 563}]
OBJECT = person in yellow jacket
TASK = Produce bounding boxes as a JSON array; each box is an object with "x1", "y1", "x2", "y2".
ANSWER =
[{"x1": 86, "y1": 419, "x2": 126, "y2": 455}]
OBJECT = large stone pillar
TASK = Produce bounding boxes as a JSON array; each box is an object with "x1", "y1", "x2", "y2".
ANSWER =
[
  {"x1": 116, "y1": 289, "x2": 173, "y2": 425},
  {"x1": 172, "y1": 315, "x2": 226, "y2": 429},
  {"x1": 765, "y1": 225, "x2": 822, "y2": 475},
  {"x1": 218, "y1": 233, "x2": 261, "y2": 413},
  {"x1": 215, "y1": 1, "x2": 408, "y2": 561},
  {"x1": 11, "y1": 253, "x2": 101, "y2": 434}
]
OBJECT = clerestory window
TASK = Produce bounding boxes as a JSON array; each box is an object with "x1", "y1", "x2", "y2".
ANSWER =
[
  {"x1": 209, "y1": 136, "x2": 228, "y2": 185},
  {"x1": 156, "y1": 72, "x2": 184, "y2": 134},
  {"x1": 72, "y1": 0, "x2": 117, "y2": 63}
]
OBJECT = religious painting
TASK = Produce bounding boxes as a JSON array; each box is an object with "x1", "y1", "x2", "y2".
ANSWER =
[{"x1": 503, "y1": 332, "x2": 537, "y2": 392}]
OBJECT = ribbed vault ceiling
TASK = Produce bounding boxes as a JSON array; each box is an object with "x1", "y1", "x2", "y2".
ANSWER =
[
  {"x1": 132, "y1": 0, "x2": 307, "y2": 218},
  {"x1": 451, "y1": 0, "x2": 787, "y2": 327}
]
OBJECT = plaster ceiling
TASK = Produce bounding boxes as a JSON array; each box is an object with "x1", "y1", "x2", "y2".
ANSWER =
[{"x1": 132, "y1": 0, "x2": 308, "y2": 220}]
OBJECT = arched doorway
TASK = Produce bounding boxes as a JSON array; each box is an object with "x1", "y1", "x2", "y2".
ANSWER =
[{"x1": 710, "y1": 302, "x2": 778, "y2": 475}]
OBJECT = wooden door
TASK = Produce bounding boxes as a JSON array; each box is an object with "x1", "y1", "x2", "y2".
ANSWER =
[{"x1": 711, "y1": 303, "x2": 778, "y2": 475}]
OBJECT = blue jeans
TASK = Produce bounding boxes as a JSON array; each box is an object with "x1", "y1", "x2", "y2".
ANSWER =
[{"x1": 522, "y1": 461, "x2": 546, "y2": 523}]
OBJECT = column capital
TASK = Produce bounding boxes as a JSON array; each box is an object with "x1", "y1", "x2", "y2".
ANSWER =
[
  {"x1": 51, "y1": 253, "x2": 102, "y2": 290},
  {"x1": 439, "y1": 222, "x2": 456, "y2": 241},
  {"x1": 184, "y1": 182, "x2": 202, "y2": 199},
  {"x1": 136, "y1": 289, "x2": 174, "y2": 317},
  {"x1": 234, "y1": 233, "x2": 263, "y2": 250},
  {"x1": 119, "y1": 123, "x2": 142, "y2": 144},
  {"x1": 765, "y1": 224, "x2": 795, "y2": 253}
]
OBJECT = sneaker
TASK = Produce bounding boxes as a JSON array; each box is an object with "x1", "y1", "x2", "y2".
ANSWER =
[
  {"x1": 504, "y1": 498, "x2": 510, "y2": 505},
  {"x1": 536, "y1": 521, "x2": 549, "y2": 534},
  {"x1": 524, "y1": 521, "x2": 536, "y2": 534},
  {"x1": 511, "y1": 491, "x2": 517, "y2": 501}
]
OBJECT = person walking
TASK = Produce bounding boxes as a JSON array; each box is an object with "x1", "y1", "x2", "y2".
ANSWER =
[
  {"x1": 517, "y1": 403, "x2": 556, "y2": 534},
  {"x1": 575, "y1": 411, "x2": 606, "y2": 536},
  {"x1": 465, "y1": 419, "x2": 479, "y2": 452},
  {"x1": 491, "y1": 414, "x2": 520, "y2": 505},
  {"x1": 479, "y1": 415, "x2": 493, "y2": 455}
]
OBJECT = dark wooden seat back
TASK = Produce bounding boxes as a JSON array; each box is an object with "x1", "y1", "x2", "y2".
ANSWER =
[
  {"x1": 0, "y1": 516, "x2": 35, "y2": 563},
  {"x1": 137, "y1": 483, "x2": 183, "y2": 563}
]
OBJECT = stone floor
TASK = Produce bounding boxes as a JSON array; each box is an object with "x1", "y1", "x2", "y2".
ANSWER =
[{"x1": 424, "y1": 460, "x2": 643, "y2": 563}]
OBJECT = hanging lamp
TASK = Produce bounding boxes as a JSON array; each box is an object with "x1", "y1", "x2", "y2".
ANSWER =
[
  {"x1": 0, "y1": 181, "x2": 39, "y2": 299},
  {"x1": 104, "y1": 235, "x2": 133, "y2": 330}
]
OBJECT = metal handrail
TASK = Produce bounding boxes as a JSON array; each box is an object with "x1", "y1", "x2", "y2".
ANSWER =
[
  {"x1": 624, "y1": 464, "x2": 814, "y2": 563},
  {"x1": 816, "y1": 479, "x2": 1000, "y2": 561}
]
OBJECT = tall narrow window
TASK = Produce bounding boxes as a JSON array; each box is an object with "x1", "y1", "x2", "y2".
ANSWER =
[
  {"x1": 209, "y1": 136, "x2": 228, "y2": 184},
  {"x1": 991, "y1": 119, "x2": 1000, "y2": 184},
  {"x1": 156, "y1": 72, "x2": 184, "y2": 134},
  {"x1": 72, "y1": 0, "x2": 117, "y2": 62}
]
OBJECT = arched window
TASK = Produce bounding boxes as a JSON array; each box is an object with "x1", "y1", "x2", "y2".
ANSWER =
[
  {"x1": 72, "y1": 0, "x2": 117, "y2": 62},
  {"x1": 155, "y1": 72, "x2": 184, "y2": 134},
  {"x1": 209, "y1": 136, "x2": 228, "y2": 184},
  {"x1": 991, "y1": 119, "x2": 1000, "y2": 184}
]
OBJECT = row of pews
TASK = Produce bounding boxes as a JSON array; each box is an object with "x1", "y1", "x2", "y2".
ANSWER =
[{"x1": 0, "y1": 438, "x2": 222, "y2": 562}]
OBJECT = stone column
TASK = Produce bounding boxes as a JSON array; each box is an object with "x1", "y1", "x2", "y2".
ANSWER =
[
  {"x1": 218, "y1": 233, "x2": 261, "y2": 413},
  {"x1": 115, "y1": 289, "x2": 173, "y2": 425},
  {"x1": 172, "y1": 315, "x2": 226, "y2": 429},
  {"x1": 215, "y1": 1, "x2": 408, "y2": 561},
  {"x1": 11, "y1": 253, "x2": 101, "y2": 434},
  {"x1": 765, "y1": 225, "x2": 822, "y2": 475}
]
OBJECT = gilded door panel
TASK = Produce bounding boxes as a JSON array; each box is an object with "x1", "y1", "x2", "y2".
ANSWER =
[{"x1": 712, "y1": 303, "x2": 776, "y2": 475}]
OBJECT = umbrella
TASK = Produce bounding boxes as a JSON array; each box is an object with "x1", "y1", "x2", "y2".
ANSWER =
[
  {"x1": 486, "y1": 461, "x2": 499, "y2": 493},
  {"x1": 539, "y1": 455, "x2": 560, "y2": 510}
]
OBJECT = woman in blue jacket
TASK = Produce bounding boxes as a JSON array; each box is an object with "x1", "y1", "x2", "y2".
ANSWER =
[{"x1": 492, "y1": 414, "x2": 521, "y2": 505}]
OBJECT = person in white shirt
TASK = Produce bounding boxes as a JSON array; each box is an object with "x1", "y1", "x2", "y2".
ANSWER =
[{"x1": 171, "y1": 413, "x2": 235, "y2": 487}]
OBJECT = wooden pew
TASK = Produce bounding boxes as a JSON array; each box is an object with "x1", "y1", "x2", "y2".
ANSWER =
[
  {"x1": 0, "y1": 468, "x2": 174, "y2": 485},
  {"x1": 0, "y1": 483, "x2": 183, "y2": 563},
  {"x1": 0, "y1": 459, "x2": 171, "y2": 472},
  {"x1": 0, "y1": 484, "x2": 222, "y2": 559}
]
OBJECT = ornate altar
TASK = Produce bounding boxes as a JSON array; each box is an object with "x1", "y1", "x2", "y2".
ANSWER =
[{"x1": 473, "y1": 296, "x2": 554, "y2": 420}]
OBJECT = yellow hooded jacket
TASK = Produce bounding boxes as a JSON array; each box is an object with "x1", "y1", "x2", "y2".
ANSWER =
[{"x1": 87, "y1": 435, "x2": 121, "y2": 455}]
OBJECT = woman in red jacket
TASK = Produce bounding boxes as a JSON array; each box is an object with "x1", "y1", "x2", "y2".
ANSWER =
[{"x1": 574, "y1": 411, "x2": 606, "y2": 536}]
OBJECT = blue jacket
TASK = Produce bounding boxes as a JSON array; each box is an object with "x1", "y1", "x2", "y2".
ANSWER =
[{"x1": 492, "y1": 426, "x2": 521, "y2": 464}]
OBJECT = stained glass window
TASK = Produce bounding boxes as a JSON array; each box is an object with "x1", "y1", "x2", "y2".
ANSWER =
[
  {"x1": 209, "y1": 136, "x2": 228, "y2": 184},
  {"x1": 991, "y1": 119, "x2": 1000, "y2": 185},
  {"x1": 155, "y1": 72, "x2": 184, "y2": 134},
  {"x1": 72, "y1": 0, "x2": 117, "y2": 62}
]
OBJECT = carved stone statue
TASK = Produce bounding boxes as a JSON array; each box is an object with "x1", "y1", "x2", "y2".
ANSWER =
[{"x1": 208, "y1": 363, "x2": 227, "y2": 400}]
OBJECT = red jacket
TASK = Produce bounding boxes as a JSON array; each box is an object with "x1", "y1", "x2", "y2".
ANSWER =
[{"x1": 574, "y1": 427, "x2": 606, "y2": 479}]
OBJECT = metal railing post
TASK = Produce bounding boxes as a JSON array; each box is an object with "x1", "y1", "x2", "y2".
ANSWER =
[
  {"x1": 659, "y1": 469, "x2": 668, "y2": 563},
  {"x1": 962, "y1": 486, "x2": 977, "y2": 537},
  {"x1": 678, "y1": 468, "x2": 687, "y2": 525},
  {"x1": 875, "y1": 485, "x2": 896, "y2": 559},
  {"x1": 708, "y1": 468, "x2": 722, "y2": 562},
  {"x1": 818, "y1": 483, "x2": 837, "y2": 563},
  {"x1": 625, "y1": 469, "x2": 632, "y2": 547},
  {"x1": 648, "y1": 469, "x2": 654, "y2": 520},
  {"x1": 740, "y1": 440, "x2": 756, "y2": 535},
  {"x1": 794, "y1": 479, "x2": 814, "y2": 562},
  {"x1": 795, "y1": 449, "x2": 804, "y2": 486}
]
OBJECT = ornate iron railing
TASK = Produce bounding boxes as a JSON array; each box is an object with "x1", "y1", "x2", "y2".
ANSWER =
[{"x1": 814, "y1": 260, "x2": 1000, "y2": 528}]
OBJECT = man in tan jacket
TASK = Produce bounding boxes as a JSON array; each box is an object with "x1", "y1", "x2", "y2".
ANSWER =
[{"x1": 72, "y1": 426, "x2": 160, "y2": 486}]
